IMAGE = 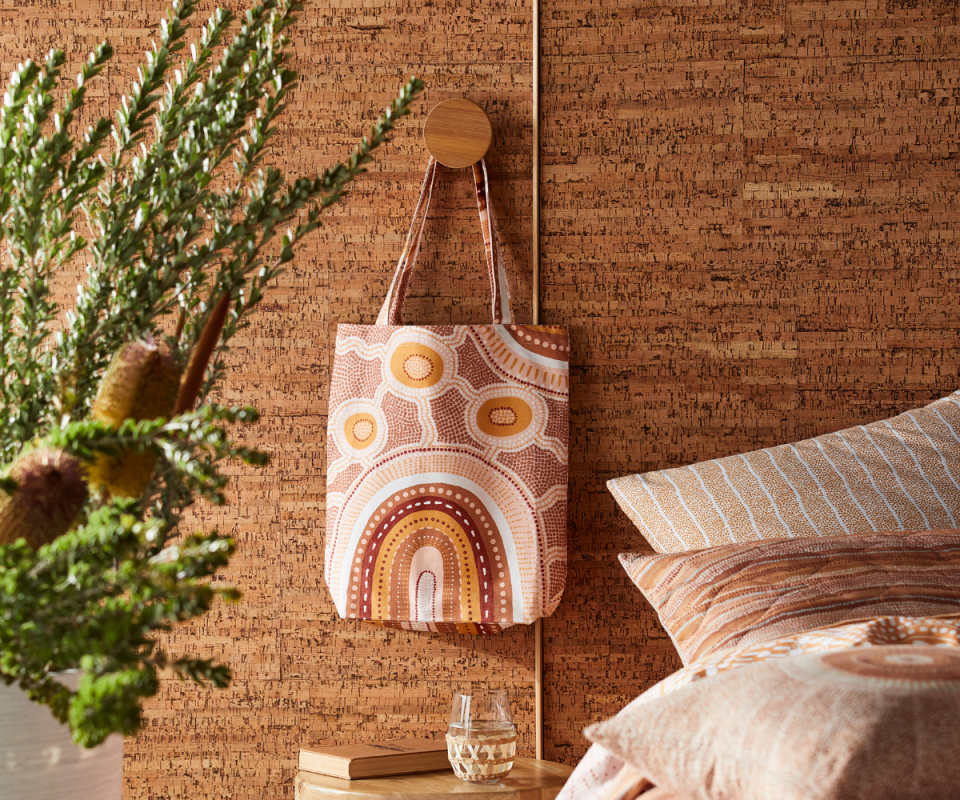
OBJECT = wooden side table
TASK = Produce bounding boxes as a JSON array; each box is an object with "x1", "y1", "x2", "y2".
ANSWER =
[{"x1": 295, "y1": 757, "x2": 573, "y2": 800}]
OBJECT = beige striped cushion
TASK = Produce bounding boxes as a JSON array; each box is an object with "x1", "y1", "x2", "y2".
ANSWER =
[
  {"x1": 620, "y1": 530, "x2": 960, "y2": 665},
  {"x1": 608, "y1": 391, "x2": 960, "y2": 553}
]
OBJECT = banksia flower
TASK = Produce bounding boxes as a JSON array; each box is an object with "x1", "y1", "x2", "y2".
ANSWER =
[
  {"x1": 0, "y1": 447, "x2": 88, "y2": 548},
  {"x1": 87, "y1": 338, "x2": 182, "y2": 499}
]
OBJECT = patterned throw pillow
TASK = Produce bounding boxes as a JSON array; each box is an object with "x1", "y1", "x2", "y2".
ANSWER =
[
  {"x1": 620, "y1": 530, "x2": 960, "y2": 665},
  {"x1": 586, "y1": 645, "x2": 960, "y2": 800},
  {"x1": 608, "y1": 391, "x2": 960, "y2": 553}
]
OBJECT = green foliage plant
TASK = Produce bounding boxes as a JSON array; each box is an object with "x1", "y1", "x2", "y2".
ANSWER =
[{"x1": 0, "y1": 0, "x2": 422, "y2": 746}]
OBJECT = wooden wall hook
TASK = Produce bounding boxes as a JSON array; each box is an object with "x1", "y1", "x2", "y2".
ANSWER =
[{"x1": 422, "y1": 98, "x2": 493, "y2": 169}]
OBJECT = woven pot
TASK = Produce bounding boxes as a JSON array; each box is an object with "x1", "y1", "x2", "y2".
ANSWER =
[{"x1": 0, "y1": 676, "x2": 122, "y2": 799}]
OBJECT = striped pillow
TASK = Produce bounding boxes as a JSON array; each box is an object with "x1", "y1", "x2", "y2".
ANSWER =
[
  {"x1": 620, "y1": 530, "x2": 960, "y2": 665},
  {"x1": 608, "y1": 391, "x2": 960, "y2": 553}
]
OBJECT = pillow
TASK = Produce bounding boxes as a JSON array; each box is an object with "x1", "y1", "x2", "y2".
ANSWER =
[
  {"x1": 620, "y1": 529, "x2": 960, "y2": 665},
  {"x1": 586, "y1": 645, "x2": 960, "y2": 800},
  {"x1": 608, "y1": 390, "x2": 960, "y2": 553}
]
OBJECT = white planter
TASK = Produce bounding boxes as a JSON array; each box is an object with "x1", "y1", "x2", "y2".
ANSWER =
[{"x1": 0, "y1": 676, "x2": 122, "y2": 800}]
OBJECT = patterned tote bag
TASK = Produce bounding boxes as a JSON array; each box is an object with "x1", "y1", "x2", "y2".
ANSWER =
[{"x1": 325, "y1": 158, "x2": 569, "y2": 634}]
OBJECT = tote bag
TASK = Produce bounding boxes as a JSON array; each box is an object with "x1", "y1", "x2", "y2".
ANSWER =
[{"x1": 325, "y1": 158, "x2": 569, "y2": 634}]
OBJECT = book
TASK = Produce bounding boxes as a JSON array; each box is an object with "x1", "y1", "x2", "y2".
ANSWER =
[{"x1": 298, "y1": 737, "x2": 451, "y2": 780}]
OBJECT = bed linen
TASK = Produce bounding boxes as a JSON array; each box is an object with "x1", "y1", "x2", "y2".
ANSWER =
[
  {"x1": 556, "y1": 615, "x2": 960, "y2": 800},
  {"x1": 606, "y1": 390, "x2": 960, "y2": 553},
  {"x1": 620, "y1": 529, "x2": 960, "y2": 665},
  {"x1": 588, "y1": 644, "x2": 960, "y2": 800}
]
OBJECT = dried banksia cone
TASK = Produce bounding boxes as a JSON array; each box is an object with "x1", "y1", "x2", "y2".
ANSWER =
[
  {"x1": 0, "y1": 447, "x2": 88, "y2": 548},
  {"x1": 87, "y1": 338, "x2": 182, "y2": 499}
]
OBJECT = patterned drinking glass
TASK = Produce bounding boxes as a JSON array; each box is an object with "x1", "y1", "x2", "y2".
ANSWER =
[{"x1": 446, "y1": 689, "x2": 517, "y2": 783}]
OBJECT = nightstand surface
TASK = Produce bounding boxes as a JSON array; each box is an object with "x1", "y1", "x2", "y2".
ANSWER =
[{"x1": 295, "y1": 757, "x2": 573, "y2": 800}]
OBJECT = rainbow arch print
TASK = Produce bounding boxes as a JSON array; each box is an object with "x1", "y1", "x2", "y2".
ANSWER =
[
  {"x1": 339, "y1": 474, "x2": 531, "y2": 630},
  {"x1": 326, "y1": 323, "x2": 569, "y2": 634},
  {"x1": 334, "y1": 467, "x2": 530, "y2": 629}
]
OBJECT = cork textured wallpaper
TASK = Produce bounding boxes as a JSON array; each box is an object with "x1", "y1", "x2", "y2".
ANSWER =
[
  {"x1": 22, "y1": 0, "x2": 960, "y2": 795},
  {"x1": 540, "y1": 0, "x2": 960, "y2": 762}
]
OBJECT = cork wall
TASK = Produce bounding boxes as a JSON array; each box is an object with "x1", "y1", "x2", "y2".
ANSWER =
[
  {"x1": 539, "y1": 0, "x2": 960, "y2": 761},
  {"x1": 20, "y1": 0, "x2": 960, "y2": 795}
]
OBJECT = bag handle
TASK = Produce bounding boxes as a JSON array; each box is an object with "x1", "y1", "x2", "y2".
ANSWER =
[{"x1": 376, "y1": 157, "x2": 514, "y2": 326}]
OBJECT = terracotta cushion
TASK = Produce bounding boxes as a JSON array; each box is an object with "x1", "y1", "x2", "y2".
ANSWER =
[{"x1": 620, "y1": 529, "x2": 960, "y2": 665}]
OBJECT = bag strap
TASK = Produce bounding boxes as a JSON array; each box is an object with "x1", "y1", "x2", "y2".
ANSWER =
[{"x1": 376, "y1": 157, "x2": 514, "y2": 326}]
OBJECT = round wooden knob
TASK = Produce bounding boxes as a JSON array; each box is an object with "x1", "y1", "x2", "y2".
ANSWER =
[{"x1": 422, "y1": 98, "x2": 492, "y2": 169}]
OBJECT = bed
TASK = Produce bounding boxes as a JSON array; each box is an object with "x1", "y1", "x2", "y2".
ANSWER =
[{"x1": 558, "y1": 390, "x2": 960, "y2": 800}]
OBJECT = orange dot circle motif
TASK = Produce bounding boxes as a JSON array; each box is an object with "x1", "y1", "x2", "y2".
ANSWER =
[
  {"x1": 488, "y1": 406, "x2": 519, "y2": 427},
  {"x1": 403, "y1": 353, "x2": 434, "y2": 381},
  {"x1": 821, "y1": 646, "x2": 960, "y2": 681},
  {"x1": 389, "y1": 343, "x2": 444, "y2": 388},
  {"x1": 344, "y1": 413, "x2": 378, "y2": 449},
  {"x1": 353, "y1": 419, "x2": 374, "y2": 441},
  {"x1": 477, "y1": 397, "x2": 533, "y2": 437}
]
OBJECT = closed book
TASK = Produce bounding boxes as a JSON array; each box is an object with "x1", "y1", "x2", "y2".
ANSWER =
[{"x1": 298, "y1": 737, "x2": 450, "y2": 780}]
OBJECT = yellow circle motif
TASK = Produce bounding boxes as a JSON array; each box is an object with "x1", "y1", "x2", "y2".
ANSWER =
[
  {"x1": 477, "y1": 397, "x2": 533, "y2": 437},
  {"x1": 345, "y1": 413, "x2": 378, "y2": 449},
  {"x1": 390, "y1": 343, "x2": 444, "y2": 388}
]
